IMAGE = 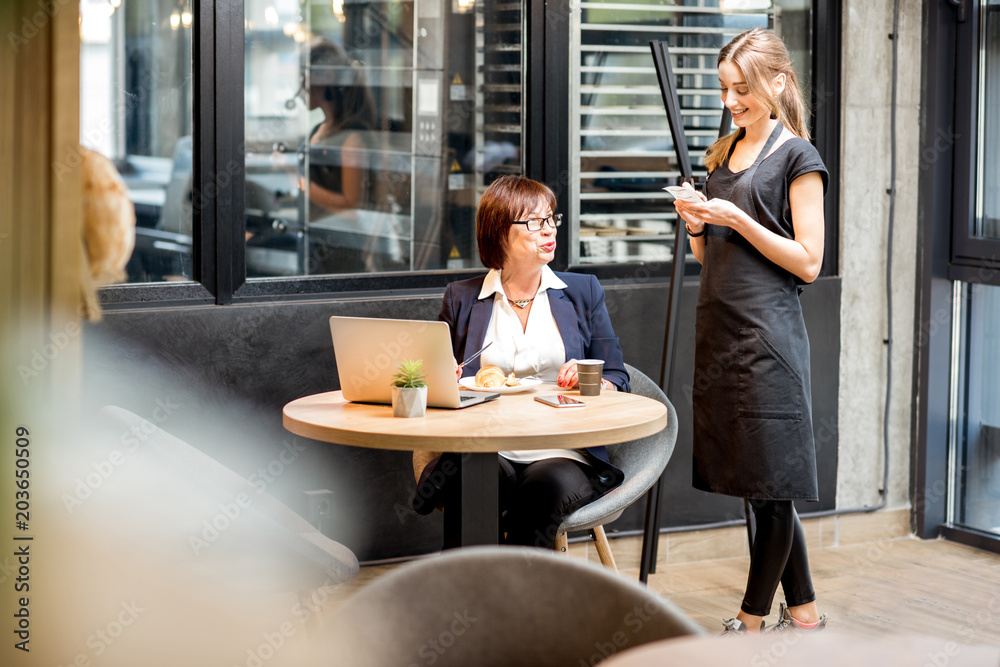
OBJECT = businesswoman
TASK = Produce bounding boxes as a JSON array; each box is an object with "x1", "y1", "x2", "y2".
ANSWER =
[{"x1": 413, "y1": 175, "x2": 630, "y2": 549}]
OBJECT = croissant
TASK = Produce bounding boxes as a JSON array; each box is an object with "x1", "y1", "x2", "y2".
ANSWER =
[{"x1": 475, "y1": 365, "x2": 507, "y2": 388}]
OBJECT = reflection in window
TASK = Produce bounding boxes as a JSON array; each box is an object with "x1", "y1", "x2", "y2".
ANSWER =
[
  {"x1": 244, "y1": 0, "x2": 523, "y2": 278},
  {"x1": 953, "y1": 283, "x2": 1000, "y2": 536},
  {"x1": 80, "y1": 0, "x2": 194, "y2": 283},
  {"x1": 569, "y1": 1, "x2": 810, "y2": 265}
]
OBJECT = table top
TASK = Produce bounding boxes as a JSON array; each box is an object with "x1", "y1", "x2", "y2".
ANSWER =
[
  {"x1": 282, "y1": 385, "x2": 667, "y2": 452},
  {"x1": 600, "y1": 631, "x2": 1000, "y2": 666}
]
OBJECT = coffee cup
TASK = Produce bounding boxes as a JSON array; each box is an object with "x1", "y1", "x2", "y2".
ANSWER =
[{"x1": 576, "y1": 359, "x2": 605, "y2": 396}]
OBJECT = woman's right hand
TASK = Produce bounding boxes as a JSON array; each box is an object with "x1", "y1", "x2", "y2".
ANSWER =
[{"x1": 672, "y1": 184, "x2": 707, "y2": 233}]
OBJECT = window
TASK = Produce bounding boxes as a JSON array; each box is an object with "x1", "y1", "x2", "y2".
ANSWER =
[
  {"x1": 568, "y1": 1, "x2": 814, "y2": 266},
  {"x1": 951, "y1": 283, "x2": 1000, "y2": 537},
  {"x1": 87, "y1": 1, "x2": 836, "y2": 301},
  {"x1": 80, "y1": 0, "x2": 195, "y2": 283},
  {"x1": 951, "y1": 0, "x2": 1000, "y2": 271},
  {"x1": 242, "y1": 0, "x2": 523, "y2": 278},
  {"x1": 948, "y1": 1, "x2": 1000, "y2": 542}
]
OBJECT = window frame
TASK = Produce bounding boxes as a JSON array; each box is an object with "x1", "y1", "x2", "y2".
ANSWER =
[
  {"x1": 915, "y1": 0, "x2": 1000, "y2": 555},
  {"x1": 949, "y1": 0, "x2": 1000, "y2": 284},
  {"x1": 99, "y1": 0, "x2": 842, "y2": 309}
]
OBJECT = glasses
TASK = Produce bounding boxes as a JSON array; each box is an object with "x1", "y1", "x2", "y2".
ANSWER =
[{"x1": 511, "y1": 213, "x2": 563, "y2": 232}]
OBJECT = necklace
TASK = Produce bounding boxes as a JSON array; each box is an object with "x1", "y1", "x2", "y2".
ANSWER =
[{"x1": 508, "y1": 297, "x2": 534, "y2": 309}]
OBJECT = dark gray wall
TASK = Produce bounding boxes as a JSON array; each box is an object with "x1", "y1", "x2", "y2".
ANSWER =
[{"x1": 84, "y1": 277, "x2": 839, "y2": 562}]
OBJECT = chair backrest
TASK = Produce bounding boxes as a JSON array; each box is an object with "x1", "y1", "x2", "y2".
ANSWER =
[
  {"x1": 610, "y1": 363, "x2": 676, "y2": 481},
  {"x1": 322, "y1": 546, "x2": 704, "y2": 666},
  {"x1": 559, "y1": 364, "x2": 677, "y2": 532},
  {"x1": 100, "y1": 405, "x2": 359, "y2": 590}
]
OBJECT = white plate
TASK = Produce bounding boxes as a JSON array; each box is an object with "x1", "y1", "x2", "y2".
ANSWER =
[{"x1": 459, "y1": 376, "x2": 544, "y2": 394}]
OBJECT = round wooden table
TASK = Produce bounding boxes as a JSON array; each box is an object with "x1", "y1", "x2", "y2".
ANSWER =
[{"x1": 283, "y1": 385, "x2": 667, "y2": 546}]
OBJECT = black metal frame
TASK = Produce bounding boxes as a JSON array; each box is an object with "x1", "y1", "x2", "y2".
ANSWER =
[
  {"x1": 101, "y1": 1, "x2": 841, "y2": 311},
  {"x1": 814, "y1": 0, "x2": 842, "y2": 277},
  {"x1": 950, "y1": 0, "x2": 1000, "y2": 274},
  {"x1": 913, "y1": 0, "x2": 1000, "y2": 553},
  {"x1": 637, "y1": 39, "x2": 696, "y2": 585},
  {"x1": 913, "y1": 0, "x2": 960, "y2": 542}
]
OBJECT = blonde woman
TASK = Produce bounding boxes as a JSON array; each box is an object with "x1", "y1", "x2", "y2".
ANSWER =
[{"x1": 673, "y1": 27, "x2": 829, "y2": 635}]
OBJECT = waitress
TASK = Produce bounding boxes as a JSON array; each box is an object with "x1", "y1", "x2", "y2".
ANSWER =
[
  {"x1": 674, "y1": 28, "x2": 829, "y2": 634},
  {"x1": 413, "y1": 175, "x2": 629, "y2": 549}
]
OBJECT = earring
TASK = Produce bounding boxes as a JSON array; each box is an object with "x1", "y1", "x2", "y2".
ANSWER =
[{"x1": 770, "y1": 112, "x2": 777, "y2": 120}]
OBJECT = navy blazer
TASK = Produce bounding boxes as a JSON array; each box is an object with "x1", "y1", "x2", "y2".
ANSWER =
[
  {"x1": 439, "y1": 271, "x2": 630, "y2": 479},
  {"x1": 439, "y1": 271, "x2": 631, "y2": 392}
]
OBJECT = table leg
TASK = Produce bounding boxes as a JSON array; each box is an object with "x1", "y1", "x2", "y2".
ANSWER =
[{"x1": 443, "y1": 452, "x2": 499, "y2": 548}]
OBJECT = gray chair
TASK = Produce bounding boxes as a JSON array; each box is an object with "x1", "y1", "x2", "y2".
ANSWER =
[
  {"x1": 322, "y1": 546, "x2": 704, "y2": 666},
  {"x1": 555, "y1": 364, "x2": 677, "y2": 570},
  {"x1": 100, "y1": 406, "x2": 359, "y2": 591}
]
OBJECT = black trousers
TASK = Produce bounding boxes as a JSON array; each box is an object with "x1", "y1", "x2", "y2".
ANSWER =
[
  {"x1": 741, "y1": 499, "x2": 816, "y2": 617},
  {"x1": 417, "y1": 453, "x2": 601, "y2": 549},
  {"x1": 498, "y1": 456, "x2": 600, "y2": 549}
]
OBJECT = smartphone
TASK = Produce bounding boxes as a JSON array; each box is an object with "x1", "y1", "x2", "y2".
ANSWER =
[
  {"x1": 662, "y1": 185, "x2": 701, "y2": 202},
  {"x1": 534, "y1": 394, "x2": 586, "y2": 408}
]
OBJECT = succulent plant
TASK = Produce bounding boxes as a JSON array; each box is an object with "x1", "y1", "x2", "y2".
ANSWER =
[{"x1": 392, "y1": 359, "x2": 427, "y2": 388}]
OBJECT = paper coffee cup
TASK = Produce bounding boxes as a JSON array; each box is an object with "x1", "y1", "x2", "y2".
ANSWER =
[{"x1": 576, "y1": 359, "x2": 604, "y2": 396}]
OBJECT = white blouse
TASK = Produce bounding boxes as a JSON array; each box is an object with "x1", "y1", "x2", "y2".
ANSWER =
[
  {"x1": 477, "y1": 266, "x2": 567, "y2": 381},
  {"x1": 476, "y1": 267, "x2": 588, "y2": 465}
]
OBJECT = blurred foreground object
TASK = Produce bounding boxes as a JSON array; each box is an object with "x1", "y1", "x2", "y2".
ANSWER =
[
  {"x1": 81, "y1": 147, "x2": 136, "y2": 321},
  {"x1": 323, "y1": 546, "x2": 703, "y2": 665}
]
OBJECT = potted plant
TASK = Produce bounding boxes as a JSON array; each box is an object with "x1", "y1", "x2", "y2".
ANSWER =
[{"x1": 391, "y1": 359, "x2": 428, "y2": 418}]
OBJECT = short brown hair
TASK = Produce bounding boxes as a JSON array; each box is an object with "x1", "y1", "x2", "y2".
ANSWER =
[{"x1": 476, "y1": 175, "x2": 557, "y2": 269}]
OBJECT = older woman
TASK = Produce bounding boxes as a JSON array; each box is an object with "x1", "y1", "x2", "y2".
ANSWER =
[{"x1": 413, "y1": 175, "x2": 630, "y2": 549}]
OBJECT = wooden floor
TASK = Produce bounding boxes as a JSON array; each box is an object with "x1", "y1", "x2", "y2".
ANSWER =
[
  {"x1": 339, "y1": 533, "x2": 1000, "y2": 645},
  {"x1": 638, "y1": 536, "x2": 1000, "y2": 643}
]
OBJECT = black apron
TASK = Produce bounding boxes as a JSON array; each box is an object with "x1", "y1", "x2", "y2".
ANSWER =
[{"x1": 691, "y1": 122, "x2": 819, "y2": 501}]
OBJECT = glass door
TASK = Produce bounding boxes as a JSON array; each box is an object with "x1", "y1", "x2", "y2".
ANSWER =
[{"x1": 951, "y1": 283, "x2": 1000, "y2": 536}]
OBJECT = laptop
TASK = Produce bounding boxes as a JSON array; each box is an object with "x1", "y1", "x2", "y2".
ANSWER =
[{"x1": 329, "y1": 316, "x2": 500, "y2": 409}]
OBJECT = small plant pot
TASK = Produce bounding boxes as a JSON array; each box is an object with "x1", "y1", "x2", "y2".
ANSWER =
[{"x1": 392, "y1": 385, "x2": 427, "y2": 418}]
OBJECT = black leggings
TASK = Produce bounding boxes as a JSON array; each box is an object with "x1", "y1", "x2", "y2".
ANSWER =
[{"x1": 741, "y1": 499, "x2": 816, "y2": 617}]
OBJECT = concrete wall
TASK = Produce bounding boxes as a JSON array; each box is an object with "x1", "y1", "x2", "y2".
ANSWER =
[{"x1": 838, "y1": 0, "x2": 923, "y2": 511}]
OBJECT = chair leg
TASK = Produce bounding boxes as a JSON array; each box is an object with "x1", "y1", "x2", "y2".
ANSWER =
[
  {"x1": 590, "y1": 525, "x2": 618, "y2": 571},
  {"x1": 554, "y1": 532, "x2": 568, "y2": 554}
]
